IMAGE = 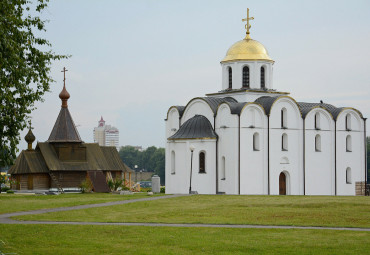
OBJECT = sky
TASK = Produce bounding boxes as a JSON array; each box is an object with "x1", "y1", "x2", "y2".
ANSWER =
[{"x1": 18, "y1": 0, "x2": 370, "y2": 151}]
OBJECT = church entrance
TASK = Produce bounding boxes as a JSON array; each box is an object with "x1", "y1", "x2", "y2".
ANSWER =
[{"x1": 279, "y1": 172, "x2": 286, "y2": 195}]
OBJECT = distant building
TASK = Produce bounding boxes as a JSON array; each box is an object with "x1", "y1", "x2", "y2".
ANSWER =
[
  {"x1": 93, "y1": 117, "x2": 119, "y2": 150},
  {"x1": 133, "y1": 146, "x2": 143, "y2": 152}
]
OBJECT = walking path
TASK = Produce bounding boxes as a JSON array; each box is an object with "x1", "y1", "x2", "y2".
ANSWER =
[{"x1": 1, "y1": 194, "x2": 369, "y2": 232}]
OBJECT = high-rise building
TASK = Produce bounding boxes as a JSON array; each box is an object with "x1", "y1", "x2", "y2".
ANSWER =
[{"x1": 93, "y1": 116, "x2": 119, "y2": 150}]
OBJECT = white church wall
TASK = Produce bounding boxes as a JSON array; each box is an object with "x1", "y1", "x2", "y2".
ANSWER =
[
  {"x1": 165, "y1": 140, "x2": 216, "y2": 194},
  {"x1": 269, "y1": 97, "x2": 303, "y2": 195},
  {"x1": 304, "y1": 109, "x2": 335, "y2": 195},
  {"x1": 215, "y1": 103, "x2": 239, "y2": 194},
  {"x1": 336, "y1": 110, "x2": 365, "y2": 195},
  {"x1": 221, "y1": 61, "x2": 273, "y2": 90},
  {"x1": 240, "y1": 104, "x2": 268, "y2": 194},
  {"x1": 181, "y1": 99, "x2": 214, "y2": 127},
  {"x1": 189, "y1": 140, "x2": 217, "y2": 194},
  {"x1": 165, "y1": 141, "x2": 189, "y2": 194},
  {"x1": 166, "y1": 107, "x2": 180, "y2": 139}
]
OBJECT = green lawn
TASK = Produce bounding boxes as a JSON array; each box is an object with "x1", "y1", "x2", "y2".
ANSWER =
[
  {"x1": 16, "y1": 195, "x2": 370, "y2": 228},
  {"x1": 0, "y1": 224, "x2": 369, "y2": 255},
  {"x1": 0, "y1": 193, "x2": 163, "y2": 214}
]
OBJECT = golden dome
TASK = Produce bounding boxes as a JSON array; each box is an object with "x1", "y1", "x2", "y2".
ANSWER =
[{"x1": 221, "y1": 37, "x2": 273, "y2": 63}]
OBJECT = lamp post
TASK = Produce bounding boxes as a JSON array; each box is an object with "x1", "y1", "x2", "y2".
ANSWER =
[{"x1": 189, "y1": 145, "x2": 195, "y2": 194}]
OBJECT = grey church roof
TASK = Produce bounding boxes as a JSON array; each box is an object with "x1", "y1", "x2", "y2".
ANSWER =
[
  {"x1": 168, "y1": 115, "x2": 217, "y2": 140},
  {"x1": 297, "y1": 102, "x2": 344, "y2": 120},
  {"x1": 184, "y1": 97, "x2": 237, "y2": 115},
  {"x1": 228, "y1": 102, "x2": 249, "y2": 115},
  {"x1": 254, "y1": 96, "x2": 280, "y2": 116}
]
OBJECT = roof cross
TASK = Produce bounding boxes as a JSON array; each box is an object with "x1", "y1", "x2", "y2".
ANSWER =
[
  {"x1": 61, "y1": 67, "x2": 68, "y2": 87},
  {"x1": 242, "y1": 8, "x2": 254, "y2": 39}
]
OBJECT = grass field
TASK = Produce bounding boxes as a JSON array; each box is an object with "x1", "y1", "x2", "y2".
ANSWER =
[
  {"x1": 16, "y1": 195, "x2": 370, "y2": 228},
  {"x1": 0, "y1": 193, "x2": 163, "y2": 214},
  {"x1": 0, "y1": 224, "x2": 369, "y2": 255}
]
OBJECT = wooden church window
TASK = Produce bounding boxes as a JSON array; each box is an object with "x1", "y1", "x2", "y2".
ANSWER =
[
  {"x1": 228, "y1": 67, "x2": 232, "y2": 89},
  {"x1": 242, "y1": 66, "x2": 250, "y2": 88},
  {"x1": 261, "y1": 66, "x2": 265, "y2": 89},
  {"x1": 199, "y1": 152, "x2": 206, "y2": 173}
]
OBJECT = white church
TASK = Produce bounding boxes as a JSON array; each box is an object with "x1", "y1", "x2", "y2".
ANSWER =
[{"x1": 165, "y1": 10, "x2": 367, "y2": 196}]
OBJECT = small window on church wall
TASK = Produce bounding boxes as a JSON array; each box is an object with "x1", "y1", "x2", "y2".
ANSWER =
[
  {"x1": 345, "y1": 114, "x2": 351, "y2": 131},
  {"x1": 346, "y1": 167, "x2": 352, "y2": 184},
  {"x1": 253, "y1": 132, "x2": 260, "y2": 151},
  {"x1": 346, "y1": 135, "x2": 352, "y2": 152},
  {"x1": 281, "y1": 108, "x2": 287, "y2": 128},
  {"x1": 199, "y1": 152, "x2": 206, "y2": 173},
  {"x1": 282, "y1": 133, "x2": 288, "y2": 151},
  {"x1": 242, "y1": 66, "x2": 250, "y2": 88},
  {"x1": 221, "y1": 156, "x2": 226, "y2": 180},
  {"x1": 171, "y1": 151, "x2": 175, "y2": 174},
  {"x1": 315, "y1": 134, "x2": 321, "y2": 152},
  {"x1": 228, "y1": 67, "x2": 232, "y2": 89},
  {"x1": 260, "y1": 66, "x2": 265, "y2": 89},
  {"x1": 315, "y1": 112, "x2": 320, "y2": 130}
]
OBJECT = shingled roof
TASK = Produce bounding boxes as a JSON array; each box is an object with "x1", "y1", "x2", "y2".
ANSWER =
[
  {"x1": 8, "y1": 150, "x2": 49, "y2": 174},
  {"x1": 48, "y1": 107, "x2": 82, "y2": 142},
  {"x1": 35, "y1": 143, "x2": 127, "y2": 172},
  {"x1": 168, "y1": 115, "x2": 217, "y2": 140},
  {"x1": 297, "y1": 102, "x2": 344, "y2": 120}
]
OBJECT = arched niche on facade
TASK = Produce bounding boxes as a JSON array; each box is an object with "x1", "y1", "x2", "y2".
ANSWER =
[
  {"x1": 305, "y1": 108, "x2": 333, "y2": 131},
  {"x1": 181, "y1": 98, "x2": 215, "y2": 127},
  {"x1": 336, "y1": 109, "x2": 363, "y2": 132},
  {"x1": 280, "y1": 156, "x2": 289, "y2": 164},
  {"x1": 240, "y1": 103, "x2": 266, "y2": 129},
  {"x1": 269, "y1": 97, "x2": 301, "y2": 129}
]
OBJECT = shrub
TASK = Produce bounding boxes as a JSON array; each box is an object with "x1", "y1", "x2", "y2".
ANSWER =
[
  {"x1": 160, "y1": 186, "x2": 165, "y2": 193},
  {"x1": 140, "y1": 187, "x2": 151, "y2": 192},
  {"x1": 6, "y1": 190, "x2": 14, "y2": 194},
  {"x1": 1, "y1": 186, "x2": 10, "y2": 192},
  {"x1": 79, "y1": 178, "x2": 93, "y2": 193},
  {"x1": 108, "y1": 178, "x2": 124, "y2": 191}
]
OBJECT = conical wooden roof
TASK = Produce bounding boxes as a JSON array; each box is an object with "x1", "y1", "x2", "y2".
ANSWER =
[{"x1": 48, "y1": 107, "x2": 82, "y2": 142}]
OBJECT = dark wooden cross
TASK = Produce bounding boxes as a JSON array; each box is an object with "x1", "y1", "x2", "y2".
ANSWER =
[{"x1": 61, "y1": 67, "x2": 68, "y2": 86}]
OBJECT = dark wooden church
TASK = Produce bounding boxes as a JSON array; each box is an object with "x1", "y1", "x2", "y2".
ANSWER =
[{"x1": 8, "y1": 71, "x2": 132, "y2": 192}]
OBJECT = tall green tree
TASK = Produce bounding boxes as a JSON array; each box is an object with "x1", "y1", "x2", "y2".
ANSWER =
[
  {"x1": 119, "y1": 146, "x2": 165, "y2": 184},
  {"x1": 0, "y1": 0, "x2": 68, "y2": 166}
]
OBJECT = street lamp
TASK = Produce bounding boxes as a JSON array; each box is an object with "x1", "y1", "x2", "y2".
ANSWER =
[{"x1": 189, "y1": 144, "x2": 195, "y2": 194}]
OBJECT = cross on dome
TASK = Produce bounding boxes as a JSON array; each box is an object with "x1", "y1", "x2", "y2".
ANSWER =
[
  {"x1": 242, "y1": 8, "x2": 254, "y2": 39},
  {"x1": 59, "y1": 67, "x2": 70, "y2": 108}
]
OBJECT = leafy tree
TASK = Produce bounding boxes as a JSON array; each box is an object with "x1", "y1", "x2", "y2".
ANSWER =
[
  {"x1": 118, "y1": 146, "x2": 142, "y2": 169},
  {"x1": 119, "y1": 146, "x2": 165, "y2": 184},
  {"x1": 0, "y1": 174, "x2": 6, "y2": 193},
  {"x1": 152, "y1": 148, "x2": 165, "y2": 184},
  {"x1": 0, "y1": 0, "x2": 68, "y2": 167}
]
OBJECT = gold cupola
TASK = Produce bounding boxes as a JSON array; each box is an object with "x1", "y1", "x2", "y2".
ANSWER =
[{"x1": 221, "y1": 9, "x2": 273, "y2": 63}]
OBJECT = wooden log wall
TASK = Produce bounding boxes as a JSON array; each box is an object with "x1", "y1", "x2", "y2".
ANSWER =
[
  {"x1": 355, "y1": 181, "x2": 365, "y2": 196},
  {"x1": 50, "y1": 171, "x2": 86, "y2": 188}
]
